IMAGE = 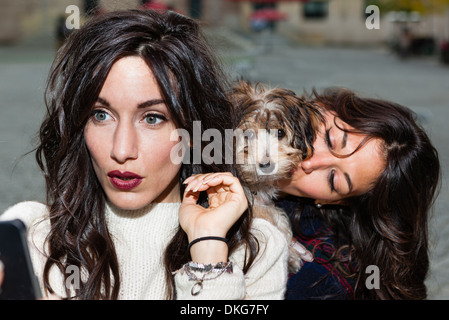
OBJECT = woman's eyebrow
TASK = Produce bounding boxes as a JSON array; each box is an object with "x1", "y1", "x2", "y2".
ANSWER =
[
  {"x1": 341, "y1": 131, "x2": 348, "y2": 149},
  {"x1": 96, "y1": 97, "x2": 110, "y2": 107},
  {"x1": 95, "y1": 98, "x2": 164, "y2": 109},
  {"x1": 137, "y1": 99, "x2": 165, "y2": 109}
]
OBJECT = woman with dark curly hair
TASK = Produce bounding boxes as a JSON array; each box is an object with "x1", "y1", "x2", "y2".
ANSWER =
[
  {"x1": 278, "y1": 88, "x2": 440, "y2": 300},
  {"x1": 0, "y1": 9, "x2": 289, "y2": 300}
]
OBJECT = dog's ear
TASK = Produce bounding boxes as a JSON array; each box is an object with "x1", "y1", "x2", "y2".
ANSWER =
[
  {"x1": 228, "y1": 81, "x2": 252, "y2": 124},
  {"x1": 228, "y1": 81, "x2": 267, "y2": 126},
  {"x1": 291, "y1": 101, "x2": 322, "y2": 160},
  {"x1": 228, "y1": 81, "x2": 268, "y2": 109}
]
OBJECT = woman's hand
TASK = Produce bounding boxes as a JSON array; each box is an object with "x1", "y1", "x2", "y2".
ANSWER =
[{"x1": 179, "y1": 172, "x2": 248, "y2": 263}]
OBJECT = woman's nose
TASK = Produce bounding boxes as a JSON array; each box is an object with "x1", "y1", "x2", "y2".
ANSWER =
[
  {"x1": 301, "y1": 150, "x2": 334, "y2": 173},
  {"x1": 110, "y1": 122, "x2": 138, "y2": 163}
]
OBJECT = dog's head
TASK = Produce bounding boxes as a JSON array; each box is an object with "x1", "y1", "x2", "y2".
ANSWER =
[{"x1": 230, "y1": 81, "x2": 322, "y2": 186}]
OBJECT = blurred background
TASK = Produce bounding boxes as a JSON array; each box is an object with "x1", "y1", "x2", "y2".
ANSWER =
[{"x1": 0, "y1": 0, "x2": 448, "y2": 299}]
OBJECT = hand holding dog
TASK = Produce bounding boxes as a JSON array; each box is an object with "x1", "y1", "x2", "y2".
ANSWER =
[{"x1": 180, "y1": 172, "x2": 248, "y2": 263}]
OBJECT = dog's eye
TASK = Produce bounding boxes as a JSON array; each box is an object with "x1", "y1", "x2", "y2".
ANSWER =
[{"x1": 276, "y1": 129, "x2": 286, "y2": 139}]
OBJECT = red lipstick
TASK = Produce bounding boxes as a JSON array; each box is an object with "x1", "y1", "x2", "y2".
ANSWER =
[{"x1": 107, "y1": 170, "x2": 143, "y2": 191}]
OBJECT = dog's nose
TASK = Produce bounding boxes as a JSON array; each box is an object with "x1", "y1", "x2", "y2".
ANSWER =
[
  {"x1": 259, "y1": 161, "x2": 271, "y2": 169},
  {"x1": 257, "y1": 160, "x2": 277, "y2": 175}
]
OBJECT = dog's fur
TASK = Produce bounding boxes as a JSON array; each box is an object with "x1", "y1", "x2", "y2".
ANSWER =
[{"x1": 230, "y1": 81, "x2": 322, "y2": 273}]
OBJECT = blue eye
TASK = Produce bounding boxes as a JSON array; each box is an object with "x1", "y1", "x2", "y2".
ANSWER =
[
  {"x1": 92, "y1": 110, "x2": 110, "y2": 122},
  {"x1": 145, "y1": 113, "x2": 166, "y2": 125}
]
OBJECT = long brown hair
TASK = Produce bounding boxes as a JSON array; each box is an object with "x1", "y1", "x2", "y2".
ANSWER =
[
  {"x1": 37, "y1": 9, "x2": 258, "y2": 299},
  {"x1": 292, "y1": 88, "x2": 440, "y2": 299}
]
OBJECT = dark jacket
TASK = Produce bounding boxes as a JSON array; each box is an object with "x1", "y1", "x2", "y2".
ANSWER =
[{"x1": 276, "y1": 197, "x2": 356, "y2": 300}]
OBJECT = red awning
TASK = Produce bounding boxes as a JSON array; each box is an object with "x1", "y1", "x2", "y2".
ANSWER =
[
  {"x1": 140, "y1": 1, "x2": 170, "y2": 10},
  {"x1": 251, "y1": 8, "x2": 287, "y2": 21}
]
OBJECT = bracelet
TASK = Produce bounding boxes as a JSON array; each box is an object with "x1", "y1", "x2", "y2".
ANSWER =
[
  {"x1": 186, "y1": 261, "x2": 233, "y2": 274},
  {"x1": 173, "y1": 261, "x2": 233, "y2": 296},
  {"x1": 187, "y1": 236, "x2": 228, "y2": 252}
]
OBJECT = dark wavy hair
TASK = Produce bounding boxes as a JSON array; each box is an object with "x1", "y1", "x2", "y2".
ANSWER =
[
  {"x1": 36, "y1": 9, "x2": 257, "y2": 299},
  {"x1": 291, "y1": 88, "x2": 440, "y2": 299}
]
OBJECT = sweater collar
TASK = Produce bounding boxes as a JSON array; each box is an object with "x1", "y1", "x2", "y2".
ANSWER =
[{"x1": 105, "y1": 200, "x2": 181, "y2": 220}]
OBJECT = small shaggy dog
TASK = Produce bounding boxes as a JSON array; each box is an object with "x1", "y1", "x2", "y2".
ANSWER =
[{"x1": 230, "y1": 81, "x2": 322, "y2": 273}]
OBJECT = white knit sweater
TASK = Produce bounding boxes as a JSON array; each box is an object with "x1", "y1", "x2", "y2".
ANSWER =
[{"x1": 0, "y1": 201, "x2": 288, "y2": 300}]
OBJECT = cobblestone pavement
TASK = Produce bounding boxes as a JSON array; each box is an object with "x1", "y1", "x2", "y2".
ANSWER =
[{"x1": 1, "y1": 30, "x2": 448, "y2": 299}]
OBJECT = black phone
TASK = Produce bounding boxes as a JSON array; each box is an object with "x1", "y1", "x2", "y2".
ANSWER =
[{"x1": 0, "y1": 219, "x2": 42, "y2": 300}]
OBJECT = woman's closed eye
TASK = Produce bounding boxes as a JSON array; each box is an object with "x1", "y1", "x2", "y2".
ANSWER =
[
  {"x1": 329, "y1": 168, "x2": 354, "y2": 195},
  {"x1": 325, "y1": 125, "x2": 348, "y2": 154},
  {"x1": 328, "y1": 169, "x2": 336, "y2": 192}
]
